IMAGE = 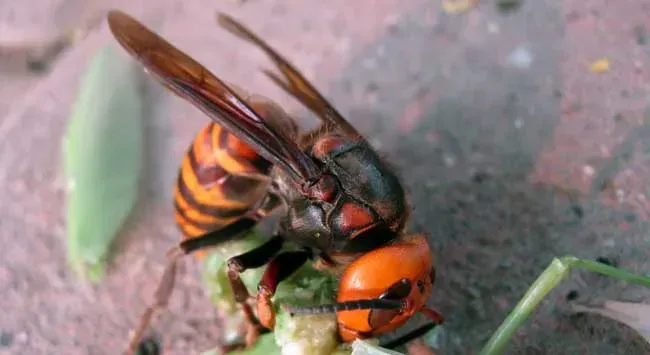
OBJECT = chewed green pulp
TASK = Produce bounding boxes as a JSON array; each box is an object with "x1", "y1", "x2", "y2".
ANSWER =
[{"x1": 199, "y1": 229, "x2": 413, "y2": 355}]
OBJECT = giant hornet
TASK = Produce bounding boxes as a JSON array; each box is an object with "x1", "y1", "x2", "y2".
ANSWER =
[{"x1": 106, "y1": 10, "x2": 444, "y2": 354}]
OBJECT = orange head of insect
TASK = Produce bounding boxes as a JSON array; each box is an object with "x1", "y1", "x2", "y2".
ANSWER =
[
  {"x1": 334, "y1": 234, "x2": 443, "y2": 342},
  {"x1": 284, "y1": 234, "x2": 444, "y2": 343}
]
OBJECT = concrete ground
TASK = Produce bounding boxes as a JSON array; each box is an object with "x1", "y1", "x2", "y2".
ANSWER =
[{"x1": 0, "y1": 0, "x2": 649, "y2": 354}]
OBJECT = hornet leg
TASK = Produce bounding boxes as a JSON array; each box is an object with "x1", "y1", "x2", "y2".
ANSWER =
[
  {"x1": 225, "y1": 234, "x2": 285, "y2": 346},
  {"x1": 379, "y1": 322, "x2": 437, "y2": 350},
  {"x1": 256, "y1": 250, "x2": 312, "y2": 329},
  {"x1": 126, "y1": 217, "x2": 258, "y2": 355},
  {"x1": 420, "y1": 307, "x2": 444, "y2": 325},
  {"x1": 378, "y1": 308, "x2": 444, "y2": 351}
]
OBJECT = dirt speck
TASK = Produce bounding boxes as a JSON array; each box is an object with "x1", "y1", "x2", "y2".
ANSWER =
[
  {"x1": 634, "y1": 25, "x2": 647, "y2": 45},
  {"x1": 497, "y1": 0, "x2": 523, "y2": 14},
  {"x1": 0, "y1": 331, "x2": 13, "y2": 347}
]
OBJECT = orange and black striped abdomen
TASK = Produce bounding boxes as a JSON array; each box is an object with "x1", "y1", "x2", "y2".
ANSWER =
[{"x1": 173, "y1": 121, "x2": 273, "y2": 241}]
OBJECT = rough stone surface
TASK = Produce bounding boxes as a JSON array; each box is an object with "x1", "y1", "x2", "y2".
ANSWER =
[{"x1": 0, "y1": 0, "x2": 649, "y2": 354}]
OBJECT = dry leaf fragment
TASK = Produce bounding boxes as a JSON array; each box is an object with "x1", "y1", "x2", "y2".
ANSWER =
[
  {"x1": 571, "y1": 300, "x2": 650, "y2": 344},
  {"x1": 590, "y1": 58, "x2": 610, "y2": 73},
  {"x1": 442, "y1": 0, "x2": 479, "y2": 14}
]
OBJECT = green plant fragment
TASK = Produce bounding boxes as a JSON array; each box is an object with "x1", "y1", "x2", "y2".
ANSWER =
[
  {"x1": 274, "y1": 306, "x2": 340, "y2": 355},
  {"x1": 480, "y1": 256, "x2": 650, "y2": 355},
  {"x1": 202, "y1": 232, "x2": 268, "y2": 314},
  {"x1": 201, "y1": 229, "x2": 346, "y2": 354},
  {"x1": 62, "y1": 43, "x2": 143, "y2": 282}
]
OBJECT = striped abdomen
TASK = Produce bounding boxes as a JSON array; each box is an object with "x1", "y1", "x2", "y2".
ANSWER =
[{"x1": 173, "y1": 121, "x2": 273, "y2": 240}]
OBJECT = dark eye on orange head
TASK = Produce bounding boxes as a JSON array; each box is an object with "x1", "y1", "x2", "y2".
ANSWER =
[
  {"x1": 380, "y1": 278, "x2": 412, "y2": 300},
  {"x1": 368, "y1": 278, "x2": 412, "y2": 329}
]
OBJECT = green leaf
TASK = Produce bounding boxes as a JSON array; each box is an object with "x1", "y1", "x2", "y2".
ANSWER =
[{"x1": 63, "y1": 43, "x2": 143, "y2": 282}]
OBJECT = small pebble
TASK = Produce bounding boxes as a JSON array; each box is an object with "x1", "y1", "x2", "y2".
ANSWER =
[
  {"x1": 582, "y1": 165, "x2": 595, "y2": 177},
  {"x1": 507, "y1": 45, "x2": 533, "y2": 69},
  {"x1": 15, "y1": 332, "x2": 27, "y2": 344},
  {"x1": 443, "y1": 154, "x2": 456, "y2": 167},
  {"x1": 589, "y1": 58, "x2": 610, "y2": 74},
  {"x1": 487, "y1": 22, "x2": 500, "y2": 34}
]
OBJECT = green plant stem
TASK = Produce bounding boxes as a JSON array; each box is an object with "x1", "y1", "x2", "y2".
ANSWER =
[
  {"x1": 479, "y1": 256, "x2": 650, "y2": 355},
  {"x1": 478, "y1": 257, "x2": 569, "y2": 355},
  {"x1": 567, "y1": 257, "x2": 650, "y2": 287}
]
